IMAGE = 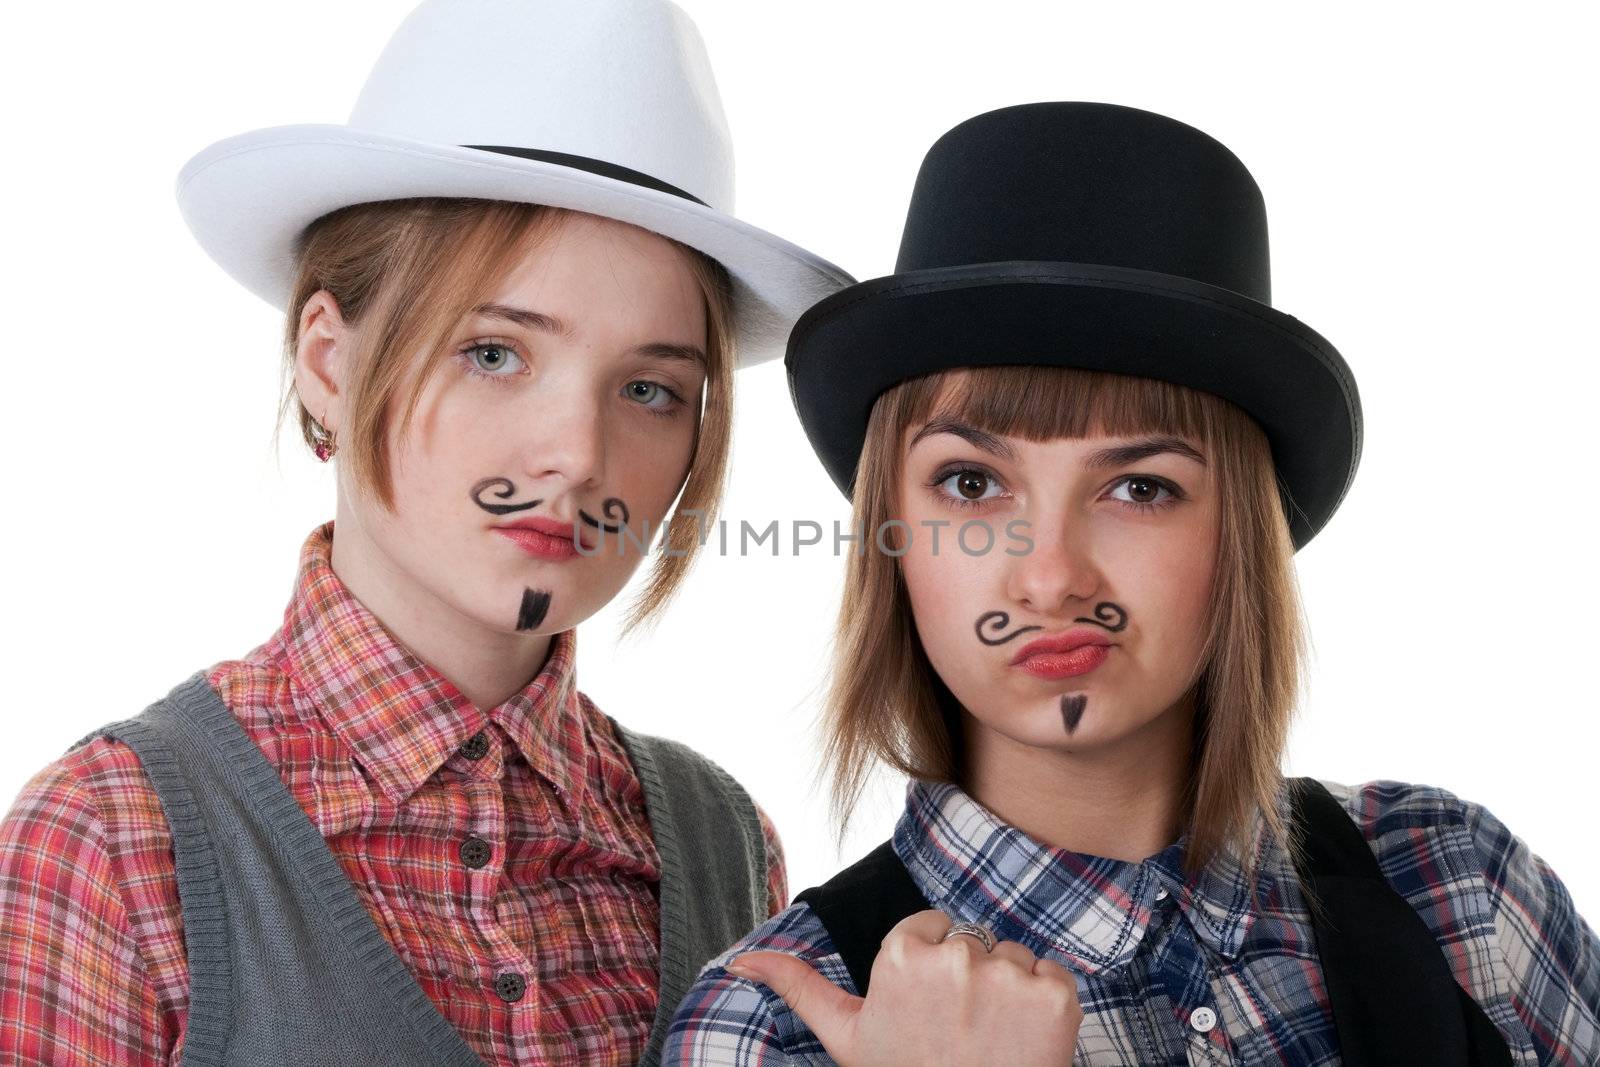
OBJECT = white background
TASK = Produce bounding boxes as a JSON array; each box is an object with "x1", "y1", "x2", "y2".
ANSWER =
[{"x1": 3, "y1": 1, "x2": 1597, "y2": 926}]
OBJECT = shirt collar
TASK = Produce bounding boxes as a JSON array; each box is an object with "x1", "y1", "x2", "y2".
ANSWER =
[
  {"x1": 277, "y1": 519, "x2": 590, "y2": 810},
  {"x1": 892, "y1": 779, "x2": 1278, "y2": 975}
]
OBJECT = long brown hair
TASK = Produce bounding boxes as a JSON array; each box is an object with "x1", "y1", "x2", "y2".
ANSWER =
[
  {"x1": 822, "y1": 364, "x2": 1310, "y2": 887},
  {"x1": 271, "y1": 197, "x2": 737, "y2": 632}
]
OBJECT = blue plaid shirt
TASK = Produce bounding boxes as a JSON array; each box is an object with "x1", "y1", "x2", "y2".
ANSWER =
[{"x1": 666, "y1": 776, "x2": 1599, "y2": 1065}]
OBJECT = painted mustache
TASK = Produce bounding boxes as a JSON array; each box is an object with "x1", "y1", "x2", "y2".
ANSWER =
[
  {"x1": 471, "y1": 479, "x2": 632, "y2": 541},
  {"x1": 974, "y1": 600, "x2": 1129, "y2": 646},
  {"x1": 1075, "y1": 601, "x2": 1127, "y2": 633},
  {"x1": 975, "y1": 611, "x2": 1042, "y2": 646},
  {"x1": 470, "y1": 477, "x2": 543, "y2": 516},
  {"x1": 578, "y1": 497, "x2": 630, "y2": 534}
]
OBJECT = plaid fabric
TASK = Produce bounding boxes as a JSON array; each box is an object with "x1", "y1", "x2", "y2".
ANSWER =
[
  {"x1": 666, "y1": 776, "x2": 1599, "y2": 1065},
  {"x1": 0, "y1": 519, "x2": 787, "y2": 1066}
]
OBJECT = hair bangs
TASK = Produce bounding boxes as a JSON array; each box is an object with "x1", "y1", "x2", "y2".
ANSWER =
[{"x1": 906, "y1": 364, "x2": 1219, "y2": 448}]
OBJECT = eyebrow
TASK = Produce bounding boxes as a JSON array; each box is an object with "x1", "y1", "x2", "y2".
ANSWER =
[
  {"x1": 631, "y1": 341, "x2": 708, "y2": 368},
  {"x1": 1085, "y1": 434, "x2": 1208, "y2": 468},
  {"x1": 474, "y1": 302, "x2": 571, "y2": 336},
  {"x1": 909, "y1": 418, "x2": 1019, "y2": 461},
  {"x1": 472, "y1": 303, "x2": 707, "y2": 369}
]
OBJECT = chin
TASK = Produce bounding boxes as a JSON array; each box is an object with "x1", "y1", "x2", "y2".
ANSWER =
[
  {"x1": 966, "y1": 697, "x2": 1089, "y2": 749},
  {"x1": 1041, "y1": 690, "x2": 1134, "y2": 744}
]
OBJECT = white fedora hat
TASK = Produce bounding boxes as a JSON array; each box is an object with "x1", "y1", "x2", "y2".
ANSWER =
[{"x1": 175, "y1": 0, "x2": 854, "y2": 365}]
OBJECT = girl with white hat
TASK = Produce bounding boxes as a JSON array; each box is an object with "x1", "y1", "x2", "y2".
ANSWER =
[{"x1": 0, "y1": 1, "x2": 852, "y2": 1064}]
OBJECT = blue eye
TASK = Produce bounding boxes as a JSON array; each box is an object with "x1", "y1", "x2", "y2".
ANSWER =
[
  {"x1": 625, "y1": 379, "x2": 684, "y2": 416},
  {"x1": 460, "y1": 341, "x2": 525, "y2": 380}
]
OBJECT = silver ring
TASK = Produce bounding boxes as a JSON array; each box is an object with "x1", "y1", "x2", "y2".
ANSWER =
[{"x1": 940, "y1": 920, "x2": 997, "y2": 953}]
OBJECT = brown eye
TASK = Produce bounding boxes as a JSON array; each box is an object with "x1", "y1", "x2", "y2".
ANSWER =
[
  {"x1": 934, "y1": 467, "x2": 1002, "y2": 504},
  {"x1": 957, "y1": 471, "x2": 989, "y2": 499},
  {"x1": 1110, "y1": 475, "x2": 1177, "y2": 508}
]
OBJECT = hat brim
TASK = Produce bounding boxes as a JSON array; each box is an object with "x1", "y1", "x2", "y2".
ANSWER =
[
  {"x1": 784, "y1": 260, "x2": 1362, "y2": 550},
  {"x1": 175, "y1": 124, "x2": 855, "y2": 365}
]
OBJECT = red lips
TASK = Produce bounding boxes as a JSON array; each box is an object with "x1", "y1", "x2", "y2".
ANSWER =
[
  {"x1": 493, "y1": 515, "x2": 592, "y2": 558},
  {"x1": 1010, "y1": 628, "x2": 1113, "y2": 680}
]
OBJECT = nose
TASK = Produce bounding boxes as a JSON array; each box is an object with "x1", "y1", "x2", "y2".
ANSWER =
[
  {"x1": 518, "y1": 376, "x2": 608, "y2": 493},
  {"x1": 1004, "y1": 513, "x2": 1101, "y2": 617}
]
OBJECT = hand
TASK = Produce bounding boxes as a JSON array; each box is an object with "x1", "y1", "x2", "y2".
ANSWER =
[{"x1": 725, "y1": 909, "x2": 1082, "y2": 1067}]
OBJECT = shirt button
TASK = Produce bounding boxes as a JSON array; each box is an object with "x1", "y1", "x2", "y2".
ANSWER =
[
  {"x1": 1154, "y1": 887, "x2": 1169, "y2": 901},
  {"x1": 494, "y1": 971, "x2": 527, "y2": 1003},
  {"x1": 458, "y1": 730, "x2": 490, "y2": 761},
  {"x1": 1189, "y1": 1006, "x2": 1217, "y2": 1033},
  {"x1": 459, "y1": 836, "x2": 492, "y2": 869}
]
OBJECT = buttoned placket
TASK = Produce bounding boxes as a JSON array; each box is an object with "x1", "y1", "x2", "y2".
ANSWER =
[
  {"x1": 1145, "y1": 892, "x2": 1238, "y2": 1067},
  {"x1": 449, "y1": 727, "x2": 543, "y2": 1052}
]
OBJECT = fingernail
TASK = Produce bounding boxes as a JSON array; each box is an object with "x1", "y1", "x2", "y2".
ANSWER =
[{"x1": 725, "y1": 960, "x2": 756, "y2": 980}]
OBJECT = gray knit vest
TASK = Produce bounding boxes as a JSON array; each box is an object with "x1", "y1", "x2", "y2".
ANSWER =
[{"x1": 68, "y1": 670, "x2": 768, "y2": 1066}]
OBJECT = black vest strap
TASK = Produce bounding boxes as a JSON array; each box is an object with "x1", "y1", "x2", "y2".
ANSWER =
[
  {"x1": 793, "y1": 839, "x2": 924, "y2": 998},
  {"x1": 793, "y1": 777, "x2": 1512, "y2": 1066},
  {"x1": 1287, "y1": 778, "x2": 1513, "y2": 1065}
]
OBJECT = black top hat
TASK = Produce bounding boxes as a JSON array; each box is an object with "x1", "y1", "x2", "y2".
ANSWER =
[{"x1": 785, "y1": 101, "x2": 1362, "y2": 550}]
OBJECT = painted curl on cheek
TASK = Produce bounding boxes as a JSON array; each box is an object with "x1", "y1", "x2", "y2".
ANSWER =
[
  {"x1": 974, "y1": 611, "x2": 1043, "y2": 646},
  {"x1": 470, "y1": 477, "x2": 543, "y2": 516},
  {"x1": 1075, "y1": 601, "x2": 1128, "y2": 633},
  {"x1": 578, "y1": 497, "x2": 630, "y2": 534}
]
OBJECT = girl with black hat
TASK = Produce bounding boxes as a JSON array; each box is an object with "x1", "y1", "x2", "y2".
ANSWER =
[
  {"x1": 666, "y1": 102, "x2": 1599, "y2": 1065},
  {"x1": 0, "y1": 1, "x2": 852, "y2": 1064}
]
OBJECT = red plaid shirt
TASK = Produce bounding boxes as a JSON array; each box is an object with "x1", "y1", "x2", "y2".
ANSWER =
[{"x1": 0, "y1": 519, "x2": 786, "y2": 1066}]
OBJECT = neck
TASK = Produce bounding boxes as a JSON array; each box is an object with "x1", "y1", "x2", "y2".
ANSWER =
[
  {"x1": 960, "y1": 695, "x2": 1195, "y2": 863},
  {"x1": 328, "y1": 507, "x2": 555, "y2": 712}
]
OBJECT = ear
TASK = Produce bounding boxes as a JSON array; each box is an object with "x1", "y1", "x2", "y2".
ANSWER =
[{"x1": 293, "y1": 289, "x2": 351, "y2": 433}]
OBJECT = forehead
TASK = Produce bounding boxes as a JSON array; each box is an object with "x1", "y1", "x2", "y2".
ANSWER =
[{"x1": 480, "y1": 211, "x2": 706, "y2": 337}]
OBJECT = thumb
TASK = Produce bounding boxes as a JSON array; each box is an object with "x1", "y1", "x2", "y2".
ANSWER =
[{"x1": 726, "y1": 951, "x2": 864, "y2": 1053}]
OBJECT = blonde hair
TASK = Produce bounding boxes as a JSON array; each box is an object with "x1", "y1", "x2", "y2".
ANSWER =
[
  {"x1": 823, "y1": 364, "x2": 1310, "y2": 888},
  {"x1": 271, "y1": 197, "x2": 736, "y2": 632}
]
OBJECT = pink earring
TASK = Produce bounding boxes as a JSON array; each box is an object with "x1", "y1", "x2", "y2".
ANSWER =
[
  {"x1": 311, "y1": 348, "x2": 338, "y2": 461},
  {"x1": 313, "y1": 412, "x2": 337, "y2": 462}
]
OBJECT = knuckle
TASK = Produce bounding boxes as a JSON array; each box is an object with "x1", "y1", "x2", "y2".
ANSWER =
[
  {"x1": 995, "y1": 941, "x2": 1036, "y2": 967},
  {"x1": 941, "y1": 941, "x2": 977, "y2": 976},
  {"x1": 1044, "y1": 976, "x2": 1077, "y2": 1004},
  {"x1": 1036, "y1": 978, "x2": 1082, "y2": 1020}
]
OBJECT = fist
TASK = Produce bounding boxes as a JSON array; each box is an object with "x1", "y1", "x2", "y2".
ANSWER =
[{"x1": 727, "y1": 909, "x2": 1083, "y2": 1067}]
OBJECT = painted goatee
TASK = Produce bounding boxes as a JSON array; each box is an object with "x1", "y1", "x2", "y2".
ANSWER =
[
  {"x1": 516, "y1": 588, "x2": 552, "y2": 631},
  {"x1": 1060, "y1": 694, "x2": 1088, "y2": 733}
]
